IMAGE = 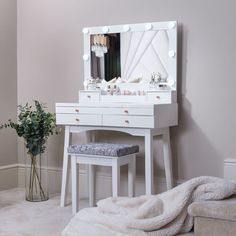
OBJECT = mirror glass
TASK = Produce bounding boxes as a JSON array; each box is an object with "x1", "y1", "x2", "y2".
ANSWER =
[
  {"x1": 90, "y1": 30, "x2": 169, "y2": 83},
  {"x1": 91, "y1": 33, "x2": 121, "y2": 82}
]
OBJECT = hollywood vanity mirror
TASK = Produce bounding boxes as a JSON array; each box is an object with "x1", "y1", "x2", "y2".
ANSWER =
[
  {"x1": 81, "y1": 21, "x2": 177, "y2": 103},
  {"x1": 56, "y1": 21, "x2": 178, "y2": 208}
]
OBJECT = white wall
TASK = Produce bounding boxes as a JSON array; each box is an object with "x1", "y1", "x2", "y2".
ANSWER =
[
  {"x1": 0, "y1": 0, "x2": 17, "y2": 189},
  {"x1": 16, "y1": 0, "x2": 236, "y2": 192}
]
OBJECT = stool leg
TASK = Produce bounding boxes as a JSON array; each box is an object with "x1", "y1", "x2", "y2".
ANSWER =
[
  {"x1": 71, "y1": 156, "x2": 79, "y2": 214},
  {"x1": 89, "y1": 165, "x2": 95, "y2": 207},
  {"x1": 163, "y1": 128, "x2": 174, "y2": 190},
  {"x1": 128, "y1": 155, "x2": 136, "y2": 197},
  {"x1": 112, "y1": 160, "x2": 120, "y2": 197}
]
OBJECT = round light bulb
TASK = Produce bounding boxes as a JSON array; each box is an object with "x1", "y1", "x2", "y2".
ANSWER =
[
  {"x1": 168, "y1": 22, "x2": 176, "y2": 29},
  {"x1": 82, "y1": 28, "x2": 89, "y2": 34},
  {"x1": 123, "y1": 25, "x2": 130, "y2": 32},
  {"x1": 168, "y1": 50, "x2": 176, "y2": 58},
  {"x1": 102, "y1": 26, "x2": 109, "y2": 33},
  {"x1": 83, "y1": 54, "x2": 89, "y2": 61},
  {"x1": 168, "y1": 79, "x2": 175, "y2": 86},
  {"x1": 145, "y1": 23, "x2": 153, "y2": 31}
]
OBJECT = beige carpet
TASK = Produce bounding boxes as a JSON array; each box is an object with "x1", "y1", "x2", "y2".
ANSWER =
[
  {"x1": 0, "y1": 188, "x2": 88, "y2": 236},
  {"x1": 0, "y1": 188, "x2": 193, "y2": 236}
]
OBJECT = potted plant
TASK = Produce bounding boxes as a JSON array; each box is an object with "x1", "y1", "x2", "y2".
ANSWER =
[{"x1": 0, "y1": 100, "x2": 58, "y2": 201}]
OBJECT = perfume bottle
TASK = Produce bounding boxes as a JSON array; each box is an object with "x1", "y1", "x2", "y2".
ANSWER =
[
  {"x1": 113, "y1": 85, "x2": 121, "y2": 95},
  {"x1": 154, "y1": 73, "x2": 161, "y2": 90},
  {"x1": 107, "y1": 85, "x2": 112, "y2": 95},
  {"x1": 149, "y1": 74, "x2": 156, "y2": 90}
]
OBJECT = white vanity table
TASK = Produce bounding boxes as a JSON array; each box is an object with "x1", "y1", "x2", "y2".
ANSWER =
[{"x1": 56, "y1": 21, "x2": 178, "y2": 207}]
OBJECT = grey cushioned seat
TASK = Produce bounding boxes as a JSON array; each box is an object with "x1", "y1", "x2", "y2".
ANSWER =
[{"x1": 67, "y1": 143, "x2": 139, "y2": 157}]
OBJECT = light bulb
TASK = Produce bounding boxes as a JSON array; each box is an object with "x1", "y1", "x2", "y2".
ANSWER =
[
  {"x1": 83, "y1": 54, "x2": 89, "y2": 61},
  {"x1": 123, "y1": 25, "x2": 130, "y2": 32},
  {"x1": 82, "y1": 28, "x2": 89, "y2": 34},
  {"x1": 168, "y1": 22, "x2": 176, "y2": 29},
  {"x1": 145, "y1": 23, "x2": 153, "y2": 31},
  {"x1": 168, "y1": 50, "x2": 176, "y2": 58},
  {"x1": 102, "y1": 26, "x2": 109, "y2": 33}
]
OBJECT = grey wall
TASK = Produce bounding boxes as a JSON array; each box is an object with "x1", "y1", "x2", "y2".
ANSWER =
[
  {"x1": 0, "y1": 0, "x2": 17, "y2": 189},
  {"x1": 17, "y1": 0, "x2": 236, "y2": 183}
]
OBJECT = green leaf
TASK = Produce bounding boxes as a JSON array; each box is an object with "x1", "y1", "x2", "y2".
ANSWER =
[{"x1": 0, "y1": 100, "x2": 60, "y2": 156}]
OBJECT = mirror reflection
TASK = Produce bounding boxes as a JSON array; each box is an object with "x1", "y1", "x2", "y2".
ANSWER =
[
  {"x1": 90, "y1": 30, "x2": 169, "y2": 84},
  {"x1": 91, "y1": 33, "x2": 121, "y2": 82}
]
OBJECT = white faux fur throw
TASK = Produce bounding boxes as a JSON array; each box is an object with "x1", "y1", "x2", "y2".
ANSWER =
[{"x1": 62, "y1": 176, "x2": 236, "y2": 236}]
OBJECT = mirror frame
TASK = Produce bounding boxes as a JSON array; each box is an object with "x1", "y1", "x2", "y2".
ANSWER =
[{"x1": 82, "y1": 21, "x2": 177, "y2": 90}]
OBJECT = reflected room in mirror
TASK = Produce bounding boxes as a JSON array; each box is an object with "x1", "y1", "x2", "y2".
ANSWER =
[
  {"x1": 91, "y1": 33, "x2": 121, "y2": 82},
  {"x1": 82, "y1": 22, "x2": 177, "y2": 97}
]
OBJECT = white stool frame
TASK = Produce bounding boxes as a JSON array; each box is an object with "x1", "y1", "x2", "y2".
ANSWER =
[{"x1": 71, "y1": 153, "x2": 136, "y2": 214}]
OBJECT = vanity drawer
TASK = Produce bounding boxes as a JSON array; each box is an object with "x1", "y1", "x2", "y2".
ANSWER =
[
  {"x1": 103, "y1": 107, "x2": 153, "y2": 116},
  {"x1": 56, "y1": 106, "x2": 101, "y2": 114},
  {"x1": 56, "y1": 106, "x2": 80, "y2": 114},
  {"x1": 56, "y1": 114, "x2": 102, "y2": 126},
  {"x1": 79, "y1": 91, "x2": 100, "y2": 102},
  {"x1": 147, "y1": 91, "x2": 176, "y2": 103},
  {"x1": 103, "y1": 115, "x2": 154, "y2": 128}
]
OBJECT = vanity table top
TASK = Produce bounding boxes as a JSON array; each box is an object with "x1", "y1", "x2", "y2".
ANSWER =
[{"x1": 56, "y1": 102, "x2": 164, "y2": 108}]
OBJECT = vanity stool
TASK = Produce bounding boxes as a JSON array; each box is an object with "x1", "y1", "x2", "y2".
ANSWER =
[{"x1": 68, "y1": 142, "x2": 138, "y2": 214}]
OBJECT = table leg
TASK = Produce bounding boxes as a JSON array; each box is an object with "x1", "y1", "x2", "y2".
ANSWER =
[
  {"x1": 60, "y1": 126, "x2": 71, "y2": 207},
  {"x1": 86, "y1": 131, "x2": 96, "y2": 201},
  {"x1": 145, "y1": 132, "x2": 153, "y2": 195},
  {"x1": 163, "y1": 128, "x2": 174, "y2": 190}
]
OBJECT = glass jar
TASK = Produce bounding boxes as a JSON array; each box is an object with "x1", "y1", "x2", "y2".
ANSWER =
[{"x1": 24, "y1": 144, "x2": 49, "y2": 202}]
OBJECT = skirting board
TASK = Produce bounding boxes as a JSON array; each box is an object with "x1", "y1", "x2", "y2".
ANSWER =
[
  {"x1": 17, "y1": 164, "x2": 179, "y2": 199},
  {"x1": 224, "y1": 159, "x2": 236, "y2": 183},
  {"x1": 0, "y1": 164, "x2": 18, "y2": 190}
]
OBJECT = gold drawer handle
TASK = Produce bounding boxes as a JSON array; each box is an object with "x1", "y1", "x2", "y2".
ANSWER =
[
  {"x1": 75, "y1": 118, "x2": 80, "y2": 122},
  {"x1": 156, "y1": 96, "x2": 160, "y2": 99},
  {"x1": 87, "y1": 95, "x2": 91, "y2": 99},
  {"x1": 124, "y1": 110, "x2": 129, "y2": 114},
  {"x1": 75, "y1": 109, "x2": 79, "y2": 112},
  {"x1": 125, "y1": 120, "x2": 129, "y2": 124}
]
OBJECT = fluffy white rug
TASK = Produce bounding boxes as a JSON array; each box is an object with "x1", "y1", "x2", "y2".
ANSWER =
[{"x1": 63, "y1": 176, "x2": 236, "y2": 236}]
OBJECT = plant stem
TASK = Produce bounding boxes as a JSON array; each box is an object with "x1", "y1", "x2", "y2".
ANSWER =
[
  {"x1": 28, "y1": 159, "x2": 33, "y2": 198},
  {"x1": 27, "y1": 155, "x2": 46, "y2": 201},
  {"x1": 32, "y1": 156, "x2": 46, "y2": 200}
]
